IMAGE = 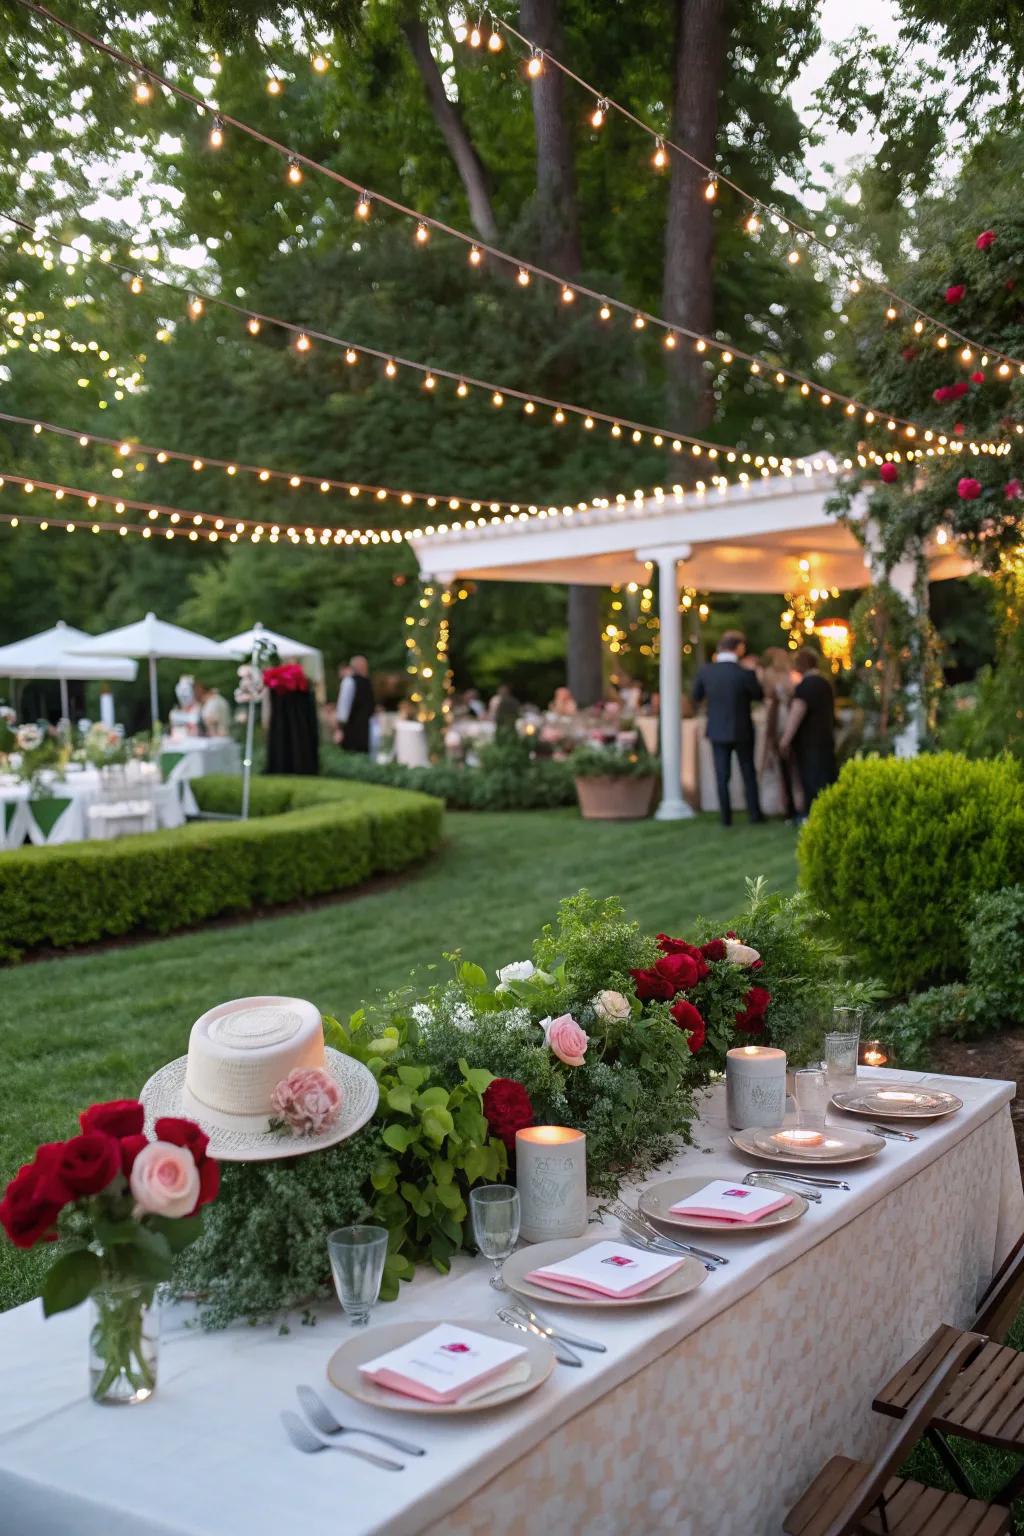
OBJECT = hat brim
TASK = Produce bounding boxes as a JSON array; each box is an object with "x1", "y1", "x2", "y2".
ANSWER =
[{"x1": 139, "y1": 1048, "x2": 379, "y2": 1162}]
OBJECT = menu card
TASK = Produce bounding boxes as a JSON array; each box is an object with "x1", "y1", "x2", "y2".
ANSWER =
[
  {"x1": 526, "y1": 1239, "x2": 686, "y2": 1298},
  {"x1": 358, "y1": 1323, "x2": 528, "y2": 1404},
  {"x1": 667, "y1": 1179, "x2": 792, "y2": 1224}
]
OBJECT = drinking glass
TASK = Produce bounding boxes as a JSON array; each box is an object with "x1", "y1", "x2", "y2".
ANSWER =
[
  {"x1": 327, "y1": 1226, "x2": 389, "y2": 1327},
  {"x1": 825, "y1": 1008, "x2": 862, "y2": 1088},
  {"x1": 470, "y1": 1184, "x2": 521, "y2": 1290},
  {"x1": 793, "y1": 1066, "x2": 830, "y2": 1132}
]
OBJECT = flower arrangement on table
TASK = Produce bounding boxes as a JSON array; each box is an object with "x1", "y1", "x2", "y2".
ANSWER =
[
  {"x1": 0, "y1": 1099, "x2": 218, "y2": 1402},
  {"x1": 80, "y1": 720, "x2": 129, "y2": 770},
  {"x1": 0, "y1": 716, "x2": 67, "y2": 792},
  {"x1": 168, "y1": 879, "x2": 878, "y2": 1328}
]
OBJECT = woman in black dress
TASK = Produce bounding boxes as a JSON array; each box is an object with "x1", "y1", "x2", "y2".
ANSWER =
[{"x1": 779, "y1": 648, "x2": 836, "y2": 818}]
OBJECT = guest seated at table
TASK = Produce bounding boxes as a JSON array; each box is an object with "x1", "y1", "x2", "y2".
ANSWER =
[
  {"x1": 692, "y1": 630, "x2": 764, "y2": 828},
  {"x1": 779, "y1": 647, "x2": 837, "y2": 819},
  {"x1": 461, "y1": 688, "x2": 486, "y2": 720},
  {"x1": 549, "y1": 685, "x2": 577, "y2": 718},
  {"x1": 193, "y1": 680, "x2": 231, "y2": 737}
]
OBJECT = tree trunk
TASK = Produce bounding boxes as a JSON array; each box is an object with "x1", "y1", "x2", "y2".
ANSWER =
[
  {"x1": 402, "y1": 15, "x2": 499, "y2": 243},
  {"x1": 566, "y1": 585, "x2": 604, "y2": 707},
  {"x1": 661, "y1": 0, "x2": 728, "y2": 429},
  {"x1": 518, "y1": 0, "x2": 582, "y2": 277}
]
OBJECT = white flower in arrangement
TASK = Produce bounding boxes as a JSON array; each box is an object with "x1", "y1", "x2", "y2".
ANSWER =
[
  {"x1": 450, "y1": 1002, "x2": 475, "y2": 1031},
  {"x1": 591, "y1": 989, "x2": 631, "y2": 1023},
  {"x1": 410, "y1": 1002, "x2": 434, "y2": 1027},
  {"x1": 724, "y1": 939, "x2": 761, "y2": 967},
  {"x1": 495, "y1": 960, "x2": 536, "y2": 993},
  {"x1": 0, "y1": 705, "x2": 16, "y2": 726},
  {"x1": 15, "y1": 724, "x2": 43, "y2": 751},
  {"x1": 234, "y1": 664, "x2": 266, "y2": 706}
]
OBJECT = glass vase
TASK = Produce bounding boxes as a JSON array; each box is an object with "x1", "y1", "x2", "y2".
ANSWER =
[{"x1": 88, "y1": 1283, "x2": 160, "y2": 1406}]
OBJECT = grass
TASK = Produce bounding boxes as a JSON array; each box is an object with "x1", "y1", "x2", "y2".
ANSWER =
[{"x1": 0, "y1": 807, "x2": 796, "y2": 1311}]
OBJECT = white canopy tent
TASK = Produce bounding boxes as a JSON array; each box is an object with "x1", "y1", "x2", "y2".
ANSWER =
[
  {"x1": 0, "y1": 621, "x2": 138, "y2": 720},
  {"x1": 69, "y1": 612, "x2": 230, "y2": 727},
  {"x1": 410, "y1": 463, "x2": 971, "y2": 819},
  {"x1": 221, "y1": 623, "x2": 325, "y2": 687}
]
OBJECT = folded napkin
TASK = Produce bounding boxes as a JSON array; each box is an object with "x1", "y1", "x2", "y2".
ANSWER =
[
  {"x1": 667, "y1": 1179, "x2": 792, "y2": 1224},
  {"x1": 359, "y1": 1323, "x2": 528, "y2": 1405},
  {"x1": 526, "y1": 1239, "x2": 686, "y2": 1299}
]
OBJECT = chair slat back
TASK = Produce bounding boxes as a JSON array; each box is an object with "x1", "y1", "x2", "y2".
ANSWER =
[
  {"x1": 818, "y1": 1331, "x2": 985, "y2": 1536},
  {"x1": 974, "y1": 1231, "x2": 1024, "y2": 1344}
]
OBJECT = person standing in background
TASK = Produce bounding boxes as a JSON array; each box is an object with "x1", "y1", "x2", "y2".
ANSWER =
[
  {"x1": 193, "y1": 679, "x2": 231, "y2": 737},
  {"x1": 759, "y1": 647, "x2": 798, "y2": 823},
  {"x1": 779, "y1": 647, "x2": 837, "y2": 819},
  {"x1": 335, "y1": 655, "x2": 375, "y2": 753},
  {"x1": 692, "y1": 630, "x2": 764, "y2": 827}
]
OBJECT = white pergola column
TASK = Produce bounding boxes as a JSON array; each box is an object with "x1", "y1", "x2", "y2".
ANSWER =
[{"x1": 638, "y1": 544, "x2": 694, "y2": 821}]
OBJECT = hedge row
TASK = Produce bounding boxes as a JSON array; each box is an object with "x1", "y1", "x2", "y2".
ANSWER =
[
  {"x1": 0, "y1": 775, "x2": 443, "y2": 961},
  {"x1": 323, "y1": 738, "x2": 577, "y2": 810},
  {"x1": 799, "y1": 752, "x2": 1024, "y2": 993}
]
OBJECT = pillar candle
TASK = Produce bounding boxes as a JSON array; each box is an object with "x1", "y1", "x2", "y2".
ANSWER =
[
  {"x1": 515, "y1": 1126, "x2": 587, "y2": 1242},
  {"x1": 726, "y1": 1045, "x2": 787, "y2": 1130}
]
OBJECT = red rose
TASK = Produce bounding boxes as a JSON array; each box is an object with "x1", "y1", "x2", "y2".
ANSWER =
[
  {"x1": 669, "y1": 998, "x2": 706, "y2": 1053},
  {"x1": 901, "y1": 346, "x2": 917, "y2": 362},
  {"x1": 630, "y1": 966, "x2": 674, "y2": 1001},
  {"x1": 957, "y1": 477, "x2": 982, "y2": 501},
  {"x1": 932, "y1": 386, "x2": 951, "y2": 403},
  {"x1": 482, "y1": 1078, "x2": 534, "y2": 1152},
  {"x1": 119, "y1": 1135, "x2": 149, "y2": 1176},
  {"x1": 879, "y1": 462, "x2": 898, "y2": 484},
  {"x1": 949, "y1": 381, "x2": 969, "y2": 399},
  {"x1": 0, "y1": 1162, "x2": 67, "y2": 1250},
  {"x1": 970, "y1": 371, "x2": 985, "y2": 384},
  {"x1": 976, "y1": 230, "x2": 996, "y2": 250},
  {"x1": 945, "y1": 284, "x2": 965, "y2": 304},
  {"x1": 54, "y1": 1133, "x2": 122, "y2": 1197},
  {"x1": 700, "y1": 939, "x2": 728, "y2": 963},
  {"x1": 953, "y1": 422, "x2": 965, "y2": 435},
  {"x1": 154, "y1": 1117, "x2": 219, "y2": 1210},
  {"x1": 735, "y1": 985, "x2": 772, "y2": 1034},
  {"x1": 1005, "y1": 480, "x2": 1023, "y2": 500},
  {"x1": 657, "y1": 936, "x2": 709, "y2": 980},
  {"x1": 80, "y1": 1100, "x2": 145, "y2": 1139}
]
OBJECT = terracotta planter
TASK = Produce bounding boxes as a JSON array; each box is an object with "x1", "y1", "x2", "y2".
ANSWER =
[{"x1": 574, "y1": 774, "x2": 657, "y2": 821}]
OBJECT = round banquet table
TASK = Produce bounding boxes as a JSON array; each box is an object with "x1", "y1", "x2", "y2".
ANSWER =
[
  {"x1": 0, "y1": 1068, "x2": 1019, "y2": 1536},
  {"x1": 157, "y1": 735, "x2": 242, "y2": 784},
  {"x1": 0, "y1": 766, "x2": 197, "y2": 848}
]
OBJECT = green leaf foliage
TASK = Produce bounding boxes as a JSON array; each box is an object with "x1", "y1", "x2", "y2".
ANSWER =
[{"x1": 42, "y1": 1248, "x2": 103, "y2": 1318}]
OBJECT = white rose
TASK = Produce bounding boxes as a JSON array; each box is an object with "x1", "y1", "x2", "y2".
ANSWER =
[
  {"x1": 592, "y1": 989, "x2": 631, "y2": 1023},
  {"x1": 15, "y1": 724, "x2": 43, "y2": 751},
  {"x1": 724, "y1": 939, "x2": 761, "y2": 967},
  {"x1": 495, "y1": 960, "x2": 536, "y2": 993}
]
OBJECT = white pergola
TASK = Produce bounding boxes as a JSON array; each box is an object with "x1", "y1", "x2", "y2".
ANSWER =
[{"x1": 410, "y1": 466, "x2": 970, "y2": 819}]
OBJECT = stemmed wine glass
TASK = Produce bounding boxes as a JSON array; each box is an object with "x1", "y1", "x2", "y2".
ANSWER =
[{"x1": 469, "y1": 1185, "x2": 521, "y2": 1290}]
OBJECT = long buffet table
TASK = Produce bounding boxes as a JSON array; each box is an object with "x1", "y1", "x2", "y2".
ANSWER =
[{"x1": 0, "y1": 1068, "x2": 1019, "y2": 1536}]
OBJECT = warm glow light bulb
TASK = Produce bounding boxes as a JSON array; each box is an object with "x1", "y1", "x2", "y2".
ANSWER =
[
  {"x1": 456, "y1": 381, "x2": 468, "y2": 397},
  {"x1": 415, "y1": 221, "x2": 430, "y2": 244},
  {"x1": 266, "y1": 76, "x2": 282, "y2": 95},
  {"x1": 664, "y1": 332, "x2": 677, "y2": 349},
  {"x1": 885, "y1": 306, "x2": 897, "y2": 320},
  {"x1": 527, "y1": 48, "x2": 543, "y2": 77},
  {"x1": 385, "y1": 359, "x2": 397, "y2": 377},
  {"x1": 745, "y1": 213, "x2": 760, "y2": 234},
  {"x1": 487, "y1": 28, "x2": 503, "y2": 51},
  {"x1": 468, "y1": 245, "x2": 482, "y2": 266},
  {"x1": 652, "y1": 138, "x2": 668, "y2": 170},
  {"x1": 704, "y1": 175, "x2": 718, "y2": 201},
  {"x1": 355, "y1": 192, "x2": 371, "y2": 219},
  {"x1": 591, "y1": 97, "x2": 608, "y2": 129},
  {"x1": 787, "y1": 249, "x2": 800, "y2": 264},
  {"x1": 295, "y1": 333, "x2": 311, "y2": 352},
  {"x1": 247, "y1": 316, "x2": 261, "y2": 335},
  {"x1": 129, "y1": 275, "x2": 143, "y2": 295},
  {"x1": 188, "y1": 296, "x2": 204, "y2": 318},
  {"x1": 599, "y1": 304, "x2": 611, "y2": 320},
  {"x1": 516, "y1": 267, "x2": 530, "y2": 286},
  {"x1": 287, "y1": 156, "x2": 303, "y2": 184},
  {"x1": 134, "y1": 76, "x2": 152, "y2": 103},
  {"x1": 312, "y1": 54, "x2": 328, "y2": 72},
  {"x1": 468, "y1": 25, "x2": 481, "y2": 47},
  {"x1": 913, "y1": 319, "x2": 924, "y2": 334},
  {"x1": 561, "y1": 285, "x2": 575, "y2": 304},
  {"x1": 209, "y1": 116, "x2": 224, "y2": 149}
]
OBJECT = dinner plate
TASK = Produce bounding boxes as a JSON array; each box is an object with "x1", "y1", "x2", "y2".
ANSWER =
[
  {"x1": 831, "y1": 1083, "x2": 963, "y2": 1120},
  {"x1": 327, "y1": 1319, "x2": 555, "y2": 1415},
  {"x1": 639, "y1": 1175, "x2": 808, "y2": 1232},
  {"x1": 730, "y1": 1124, "x2": 884, "y2": 1166},
  {"x1": 501, "y1": 1235, "x2": 707, "y2": 1308}
]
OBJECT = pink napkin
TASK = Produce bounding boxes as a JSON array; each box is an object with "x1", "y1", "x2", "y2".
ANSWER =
[{"x1": 526, "y1": 1253, "x2": 687, "y2": 1299}]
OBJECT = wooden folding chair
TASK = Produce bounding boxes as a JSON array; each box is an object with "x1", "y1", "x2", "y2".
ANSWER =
[
  {"x1": 873, "y1": 1232, "x2": 1024, "y2": 1504},
  {"x1": 784, "y1": 1331, "x2": 1009, "y2": 1536}
]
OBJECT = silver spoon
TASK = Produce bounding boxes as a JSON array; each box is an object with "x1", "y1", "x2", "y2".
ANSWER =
[
  {"x1": 297, "y1": 1385, "x2": 425, "y2": 1456},
  {"x1": 281, "y1": 1410, "x2": 404, "y2": 1469}
]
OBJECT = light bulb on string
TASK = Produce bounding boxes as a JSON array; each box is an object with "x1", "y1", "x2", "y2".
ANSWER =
[
  {"x1": 209, "y1": 115, "x2": 224, "y2": 149},
  {"x1": 913, "y1": 319, "x2": 924, "y2": 334},
  {"x1": 652, "y1": 137, "x2": 668, "y2": 170},
  {"x1": 133, "y1": 74, "x2": 152, "y2": 104},
  {"x1": 129, "y1": 275, "x2": 143, "y2": 295},
  {"x1": 415, "y1": 221, "x2": 430, "y2": 245},
  {"x1": 385, "y1": 358, "x2": 397, "y2": 377},
  {"x1": 456, "y1": 380, "x2": 468, "y2": 397},
  {"x1": 885, "y1": 306, "x2": 897, "y2": 320},
  {"x1": 516, "y1": 267, "x2": 530, "y2": 286},
  {"x1": 294, "y1": 333, "x2": 311, "y2": 353},
  {"x1": 355, "y1": 192, "x2": 371, "y2": 220},
  {"x1": 527, "y1": 47, "x2": 543, "y2": 78},
  {"x1": 960, "y1": 346, "x2": 972, "y2": 362},
  {"x1": 561, "y1": 285, "x2": 575, "y2": 304},
  {"x1": 787, "y1": 249, "x2": 800, "y2": 265},
  {"x1": 468, "y1": 22, "x2": 482, "y2": 47},
  {"x1": 599, "y1": 304, "x2": 611, "y2": 320},
  {"x1": 590, "y1": 97, "x2": 608, "y2": 129},
  {"x1": 246, "y1": 316, "x2": 261, "y2": 336},
  {"x1": 704, "y1": 174, "x2": 718, "y2": 202},
  {"x1": 468, "y1": 244, "x2": 482, "y2": 267},
  {"x1": 487, "y1": 25, "x2": 503, "y2": 51},
  {"x1": 664, "y1": 332, "x2": 677, "y2": 349},
  {"x1": 936, "y1": 334, "x2": 948, "y2": 349},
  {"x1": 311, "y1": 54, "x2": 329, "y2": 73},
  {"x1": 745, "y1": 212, "x2": 760, "y2": 234},
  {"x1": 266, "y1": 75, "x2": 283, "y2": 95},
  {"x1": 633, "y1": 314, "x2": 645, "y2": 330},
  {"x1": 287, "y1": 155, "x2": 303, "y2": 185},
  {"x1": 188, "y1": 295, "x2": 204, "y2": 319}
]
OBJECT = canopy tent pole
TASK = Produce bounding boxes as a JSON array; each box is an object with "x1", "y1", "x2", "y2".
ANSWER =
[
  {"x1": 148, "y1": 654, "x2": 159, "y2": 728},
  {"x1": 240, "y1": 630, "x2": 263, "y2": 822},
  {"x1": 641, "y1": 545, "x2": 694, "y2": 821},
  {"x1": 59, "y1": 676, "x2": 69, "y2": 721}
]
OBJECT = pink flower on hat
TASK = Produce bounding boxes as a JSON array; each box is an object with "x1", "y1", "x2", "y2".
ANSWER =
[
  {"x1": 541, "y1": 1013, "x2": 589, "y2": 1068},
  {"x1": 270, "y1": 1067, "x2": 342, "y2": 1136}
]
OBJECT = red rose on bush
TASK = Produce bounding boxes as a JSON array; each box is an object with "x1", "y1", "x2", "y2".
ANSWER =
[
  {"x1": 53, "y1": 1133, "x2": 122, "y2": 1197},
  {"x1": 949, "y1": 381, "x2": 969, "y2": 399},
  {"x1": 976, "y1": 230, "x2": 996, "y2": 250},
  {"x1": 632, "y1": 950, "x2": 701, "y2": 999},
  {"x1": 957, "y1": 477, "x2": 982, "y2": 501},
  {"x1": 482, "y1": 1079, "x2": 534, "y2": 1152},
  {"x1": 79, "y1": 1100, "x2": 145, "y2": 1139},
  {"x1": 700, "y1": 938, "x2": 727, "y2": 963},
  {"x1": 953, "y1": 422, "x2": 965, "y2": 435},
  {"x1": 735, "y1": 985, "x2": 772, "y2": 1034},
  {"x1": 0, "y1": 1162, "x2": 67, "y2": 1250},
  {"x1": 1005, "y1": 480, "x2": 1022, "y2": 500},
  {"x1": 970, "y1": 370, "x2": 985, "y2": 384},
  {"x1": 155, "y1": 1117, "x2": 219, "y2": 1210},
  {"x1": 945, "y1": 284, "x2": 965, "y2": 304},
  {"x1": 657, "y1": 935, "x2": 710, "y2": 980},
  {"x1": 932, "y1": 386, "x2": 951, "y2": 403},
  {"x1": 879, "y1": 462, "x2": 898, "y2": 484},
  {"x1": 669, "y1": 999, "x2": 706, "y2": 1053}
]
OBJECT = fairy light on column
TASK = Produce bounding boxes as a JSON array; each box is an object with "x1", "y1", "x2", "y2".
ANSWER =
[{"x1": 404, "y1": 582, "x2": 453, "y2": 755}]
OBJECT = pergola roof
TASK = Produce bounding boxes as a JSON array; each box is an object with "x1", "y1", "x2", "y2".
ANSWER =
[{"x1": 410, "y1": 465, "x2": 970, "y2": 593}]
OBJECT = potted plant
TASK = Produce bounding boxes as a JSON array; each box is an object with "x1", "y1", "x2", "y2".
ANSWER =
[{"x1": 571, "y1": 746, "x2": 659, "y2": 820}]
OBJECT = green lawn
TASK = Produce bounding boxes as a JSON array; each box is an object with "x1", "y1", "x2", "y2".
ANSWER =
[{"x1": 0, "y1": 807, "x2": 795, "y2": 1311}]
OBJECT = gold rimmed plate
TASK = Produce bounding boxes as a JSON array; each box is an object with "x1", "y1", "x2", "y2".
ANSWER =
[
  {"x1": 832, "y1": 1083, "x2": 963, "y2": 1120},
  {"x1": 327, "y1": 1319, "x2": 554, "y2": 1415},
  {"x1": 730, "y1": 1124, "x2": 884, "y2": 1166},
  {"x1": 501, "y1": 1235, "x2": 707, "y2": 1309},
  {"x1": 639, "y1": 1175, "x2": 808, "y2": 1233}
]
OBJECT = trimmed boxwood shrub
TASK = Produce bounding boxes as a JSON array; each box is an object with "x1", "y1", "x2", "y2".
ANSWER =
[
  {"x1": 799, "y1": 753, "x2": 1024, "y2": 993},
  {"x1": 323, "y1": 737, "x2": 577, "y2": 810},
  {"x1": 0, "y1": 775, "x2": 443, "y2": 961}
]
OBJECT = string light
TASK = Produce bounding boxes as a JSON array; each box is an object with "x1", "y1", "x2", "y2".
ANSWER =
[
  {"x1": 188, "y1": 295, "x2": 204, "y2": 319},
  {"x1": 526, "y1": 47, "x2": 543, "y2": 77},
  {"x1": 311, "y1": 53, "x2": 329, "y2": 73},
  {"x1": 516, "y1": 267, "x2": 530, "y2": 286},
  {"x1": 286, "y1": 155, "x2": 303, "y2": 185},
  {"x1": 704, "y1": 174, "x2": 718, "y2": 202},
  {"x1": 468, "y1": 244, "x2": 482, "y2": 267},
  {"x1": 561, "y1": 284, "x2": 575, "y2": 304},
  {"x1": 745, "y1": 213, "x2": 760, "y2": 234},
  {"x1": 294, "y1": 333, "x2": 311, "y2": 353},
  {"x1": 355, "y1": 191, "x2": 371, "y2": 220},
  {"x1": 208, "y1": 114, "x2": 224, "y2": 149},
  {"x1": 415, "y1": 221, "x2": 430, "y2": 245},
  {"x1": 133, "y1": 74, "x2": 151, "y2": 103},
  {"x1": 885, "y1": 306, "x2": 897, "y2": 320},
  {"x1": 129, "y1": 275, "x2": 143, "y2": 295},
  {"x1": 468, "y1": 22, "x2": 482, "y2": 47},
  {"x1": 246, "y1": 316, "x2": 261, "y2": 335},
  {"x1": 266, "y1": 74, "x2": 282, "y2": 96},
  {"x1": 652, "y1": 137, "x2": 668, "y2": 170},
  {"x1": 590, "y1": 97, "x2": 608, "y2": 129},
  {"x1": 487, "y1": 24, "x2": 503, "y2": 52}
]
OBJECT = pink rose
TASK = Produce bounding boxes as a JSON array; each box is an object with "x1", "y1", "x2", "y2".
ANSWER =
[
  {"x1": 945, "y1": 284, "x2": 965, "y2": 304},
  {"x1": 1005, "y1": 480, "x2": 1022, "y2": 501},
  {"x1": 976, "y1": 230, "x2": 996, "y2": 250},
  {"x1": 957, "y1": 477, "x2": 982, "y2": 501},
  {"x1": 129, "y1": 1140, "x2": 200, "y2": 1219},
  {"x1": 879, "y1": 462, "x2": 898, "y2": 484},
  {"x1": 270, "y1": 1067, "x2": 342, "y2": 1136},
  {"x1": 541, "y1": 1013, "x2": 589, "y2": 1068}
]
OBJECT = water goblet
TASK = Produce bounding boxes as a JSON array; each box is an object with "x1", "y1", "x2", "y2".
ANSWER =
[
  {"x1": 327, "y1": 1225, "x2": 389, "y2": 1328},
  {"x1": 793, "y1": 1065, "x2": 830, "y2": 1133},
  {"x1": 825, "y1": 1008, "x2": 862, "y2": 1088},
  {"x1": 469, "y1": 1184, "x2": 521, "y2": 1290}
]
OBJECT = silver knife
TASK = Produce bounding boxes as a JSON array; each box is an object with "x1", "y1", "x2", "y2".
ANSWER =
[
  {"x1": 497, "y1": 1310, "x2": 583, "y2": 1367},
  {"x1": 510, "y1": 1302, "x2": 607, "y2": 1353},
  {"x1": 869, "y1": 1123, "x2": 918, "y2": 1142}
]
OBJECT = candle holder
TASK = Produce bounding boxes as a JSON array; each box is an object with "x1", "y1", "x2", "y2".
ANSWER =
[
  {"x1": 726, "y1": 1045, "x2": 787, "y2": 1131},
  {"x1": 515, "y1": 1126, "x2": 587, "y2": 1242},
  {"x1": 859, "y1": 1039, "x2": 890, "y2": 1069}
]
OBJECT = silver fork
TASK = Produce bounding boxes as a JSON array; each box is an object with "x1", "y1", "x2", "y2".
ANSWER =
[
  {"x1": 497, "y1": 1309, "x2": 583, "y2": 1366},
  {"x1": 742, "y1": 1171, "x2": 821, "y2": 1203},
  {"x1": 503, "y1": 1298, "x2": 607, "y2": 1353},
  {"x1": 297, "y1": 1385, "x2": 426, "y2": 1456},
  {"x1": 281, "y1": 1410, "x2": 404, "y2": 1469},
  {"x1": 611, "y1": 1201, "x2": 728, "y2": 1266},
  {"x1": 743, "y1": 1168, "x2": 851, "y2": 1191}
]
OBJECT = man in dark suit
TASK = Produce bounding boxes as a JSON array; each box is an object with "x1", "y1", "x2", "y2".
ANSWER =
[
  {"x1": 692, "y1": 630, "x2": 764, "y2": 827},
  {"x1": 335, "y1": 655, "x2": 375, "y2": 754}
]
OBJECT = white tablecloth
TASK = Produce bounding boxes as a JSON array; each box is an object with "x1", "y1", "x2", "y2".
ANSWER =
[
  {"x1": 158, "y1": 737, "x2": 241, "y2": 783},
  {"x1": 0, "y1": 770, "x2": 196, "y2": 849},
  {"x1": 0, "y1": 1069, "x2": 1018, "y2": 1536}
]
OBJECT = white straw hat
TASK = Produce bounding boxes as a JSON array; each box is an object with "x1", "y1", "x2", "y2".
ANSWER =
[{"x1": 140, "y1": 996, "x2": 378, "y2": 1162}]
